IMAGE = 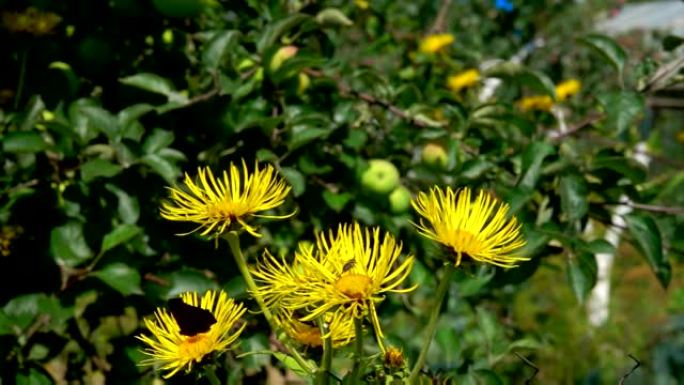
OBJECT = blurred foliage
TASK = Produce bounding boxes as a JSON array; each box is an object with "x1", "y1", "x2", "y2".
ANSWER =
[{"x1": 1, "y1": 0, "x2": 683, "y2": 384}]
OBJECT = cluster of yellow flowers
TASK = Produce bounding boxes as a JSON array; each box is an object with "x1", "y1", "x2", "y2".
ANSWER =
[
  {"x1": 2, "y1": 7, "x2": 61, "y2": 36},
  {"x1": 518, "y1": 79, "x2": 582, "y2": 111},
  {"x1": 137, "y1": 161, "x2": 527, "y2": 378}
]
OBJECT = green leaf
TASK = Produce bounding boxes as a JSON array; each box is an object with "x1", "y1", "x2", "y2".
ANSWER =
[
  {"x1": 117, "y1": 103, "x2": 156, "y2": 129},
  {"x1": 1, "y1": 294, "x2": 71, "y2": 335},
  {"x1": 119, "y1": 72, "x2": 178, "y2": 97},
  {"x1": 80, "y1": 105, "x2": 120, "y2": 140},
  {"x1": 590, "y1": 155, "x2": 646, "y2": 183},
  {"x1": 202, "y1": 30, "x2": 240, "y2": 69},
  {"x1": 81, "y1": 159, "x2": 122, "y2": 182},
  {"x1": 579, "y1": 34, "x2": 627, "y2": 77},
  {"x1": 2, "y1": 131, "x2": 47, "y2": 153},
  {"x1": 164, "y1": 269, "x2": 218, "y2": 298},
  {"x1": 101, "y1": 224, "x2": 142, "y2": 253},
  {"x1": 142, "y1": 128, "x2": 175, "y2": 154},
  {"x1": 16, "y1": 368, "x2": 52, "y2": 385},
  {"x1": 597, "y1": 91, "x2": 644, "y2": 135},
  {"x1": 257, "y1": 14, "x2": 311, "y2": 53},
  {"x1": 140, "y1": 153, "x2": 180, "y2": 183},
  {"x1": 105, "y1": 184, "x2": 140, "y2": 224},
  {"x1": 20, "y1": 96, "x2": 46, "y2": 132},
  {"x1": 559, "y1": 174, "x2": 588, "y2": 222},
  {"x1": 460, "y1": 158, "x2": 494, "y2": 180},
  {"x1": 518, "y1": 142, "x2": 555, "y2": 189},
  {"x1": 92, "y1": 262, "x2": 143, "y2": 296},
  {"x1": 315, "y1": 8, "x2": 353, "y2": 27},
  {"x1": 50, "y1": 221, "x2": 93, "y2": 267},
  {"x1": 581, "y1": 239, "x2": 615, "y2": 255},
  {"x1": 279, "y1": 167, "x2": 305, "y2": 197},
  {"x1": 288, "y1": 127, "x2": 331, "y2": 151},
  {"x1": 518, "y1": 68, "x2": 557, "y2": 98},
  {"x1": 625, "y1": 213, "x2": 671, "y2": 287},
  {"x1": 567, "y1": 252, "x2": 597, "y2": 303},
  {"x1": 273, "y1": 352, "x2": 312, "y2": 377},
  {"x1": 322, "y1": 191, "x2": 352, "y2": 213}
]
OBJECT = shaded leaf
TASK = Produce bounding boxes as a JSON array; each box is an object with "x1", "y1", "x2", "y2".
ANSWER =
[
  {"x1": 202, "y1": 30, "x2": 240, "y2": 69},
  {"x1": 101, "y1": 224, "x2": 142, "y2": 253},
  {"x1": 280, "y1": 167, "x2": 306, "y2": 196},
  {"x1": 81, "y1": 159, "x2": 122, "y2": 182},
  {"x1": 92, "y1": 262, "x2": 143, "y2": 296},
  {"x1": 105, "y1": 184, "x2": 140, "y2": 224},
  {"x1": 597, "y1": 91, "x2": 644, "y2": 135},
  {"x1": 559, "y1": 174, "x2": 588, "y2": 222},
  {"x1": 567, "y1": 252, "x2": 597, "y2": 303},
  {"x1": 625, "y1": 213, "x2": 671, "y2": 287},
  {"x1": 579, "y1": 34, "x2": 627, "y2": 77},
  {"x1": 2, "y1": 131, "x2": 47, "y2": 153},
  {"x1": 143, "y1": 128, "x2": 175, "y2": 154},
  {"x1": 519, "y1": 141, "x2": 555, "y2": 189},
  {"x1": 50, "y1": 221, "x2": 93, "y2": 267},
  {"x1": 322, "y1": 190, "x2": 352, "y2": 213}
]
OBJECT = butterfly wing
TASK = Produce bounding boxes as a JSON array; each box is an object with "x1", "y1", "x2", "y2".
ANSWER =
[{"x1": 168, "y1": 298, "x2": 217, "y2": 336}]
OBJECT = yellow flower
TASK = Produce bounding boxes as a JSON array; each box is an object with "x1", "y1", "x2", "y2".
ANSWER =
[
  {"x1": 447, "y1": 69, "x2": 480, "y2": 92},
  {"x1": 275, "y1": 309, "x2": 356, "y2": 348},
  {"x1": 160, "y1": 161, "x2": 294, "y2": 238},
  {"x1": 251, "y1": 223, "x2": 415, "y2": 336},
  {"x1": 517, "y1": 95, "x2": 553, "y2": 112},
  {"x1": 418, "y1": 33, "x2": 455, "y2": 54},
  {"x1": 555, "y1": 79, "x2": 581, "y2": 101},
  {"x1": 354, "y1": 0, "x2": 370, "y2": 9},
  {"x1": 412, "y1": 187, "x2": 527, "y2": 268},
  {"x1": 137, "y1": 291, "x2": 247, "y2": 378}
]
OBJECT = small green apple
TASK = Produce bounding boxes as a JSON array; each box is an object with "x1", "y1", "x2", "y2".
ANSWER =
[
  {"x1": 421, "y1": 143, "x2": 448, "y2": 169},
  {"x1": 297, "y1": 72, "x2": 310, "y2": 95},
  {"x1": 388, "y1": 186, "x2": 411, "y2": 214},
  {"x1": 270, "y1": 45, "x2": 298, "y2": 72},
  {"x1": 361, "y1": 159, "x2": 400, "y2": 195}
]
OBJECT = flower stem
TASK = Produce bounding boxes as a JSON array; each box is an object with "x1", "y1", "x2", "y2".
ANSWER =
[
  {"x1": 349, "y1": 317, "x2": 364, "y2": 384},
  {"x1": 224, "y1": 231, "x2": 275, "y2": 330},
  {"x1": 407, "y1": 263, "x2": 455, "y2": 384},
  {"x1": 223, "y1": 231, "x2": 314, "y2": 375},
  {"x1": 205, "y1": 366, "x2": 222, "y2": 385},
  {"x1": 316, "y1": 320, "x2": 333, "y2": 385}
]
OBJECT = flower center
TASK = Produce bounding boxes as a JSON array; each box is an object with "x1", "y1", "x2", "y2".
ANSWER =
[
  {"x1": 449, "y1": 229, "x2": 485, "y2": 255},
  {"x1": 178, "y1": 333, "x2": 213, "y2": 361},
  {"x1": 334, "y1": 274, "x2": 373, "y2": 299}
]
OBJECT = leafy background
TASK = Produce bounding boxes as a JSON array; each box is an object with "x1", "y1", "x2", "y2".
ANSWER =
[{"x1": 1, "y1": 0, "x2": 683, "y2": 384}]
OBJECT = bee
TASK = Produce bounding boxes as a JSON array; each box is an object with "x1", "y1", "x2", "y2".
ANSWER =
[{"x1": 342, "y1": 258, "x2": 356, "y2": 273}]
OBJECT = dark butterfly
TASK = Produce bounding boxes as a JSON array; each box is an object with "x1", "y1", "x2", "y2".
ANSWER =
[{"x1": 168, "y1": 298, "x2": 217, "y2": 336}]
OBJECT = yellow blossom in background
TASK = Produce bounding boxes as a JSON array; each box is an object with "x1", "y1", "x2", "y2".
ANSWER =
[
  {"x1": 160, "y1": 161, "x2": 293, "y2": 238},
  {"x1": 555, "y1": 79, "x2": 581, "y2": 101},
  {"x1": 275, "y1": 309, "x2": 356, "y2": 348},
  {"x1": 418, "y1": 33, "x2": 454, "y2": 54},
  {"x1": 251, "y1": 223, "x2": 415, "y2": 337},
  {"x1": 2, "y1": 7, "x2": 61, "y2": 36},
  {"x1": 677, "y1": 131, "x2": 684, "y2": 143},
  {"x1": 137, "y1": 291, "x2": 246, "y2": 378},
  {"x1": 384, "y1": 346, "x2": 406, "y2": 369},
  {"x1": 517, "y1": 95, "x2": 553, "y2": 112},
  {"x1": 412, "y1": 187, "x2": 527, "y2": 268},
  {"x1": 354, "y1": 0, "x2": 370, "y2": 9},
  {"x1": 447, "y1": 69, "x2": 480, "y2": 92}
]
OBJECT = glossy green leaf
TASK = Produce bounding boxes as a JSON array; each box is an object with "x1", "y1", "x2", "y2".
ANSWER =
[
  {"x1": 625, "y1": 213, "x2": 671, "y2": 287},
  {"x1": 101, "y1": 224, "x2": 142, "y2": 253},
  {"x1": 280, "y1": 167, "x2": 306, "y2": 197},
  {"x1": 19, "y1": 96, "x2": 46, "y2": 132},
  {"x1": 559, "y1": 174, "x2": 588, "y2": 222},
  {"x1": 142, "y1": 128, "x2": 175, "y2": 154},
  {"x1": 579, "y1": 34, "x2": 627, "y2": 77},
  {"x1": 519, "y1": 141, "x2": 555, "y2": 189},
  {"x1": 597, "y1": 91, "x2": 644, "y2": 135},
  {"x1": 16, "y1": 368, "x2": 52, "y2": 385},
  {"x1": 119, "y1": 72, "x2": 178, "y2": 97},
  {"x1": 50, "y1": 221, "x2": 93, "y2": 267},
  {"x1": 140, "y1": 153, "x2": 180, "y2": 183},
  {"x1": 81, "y1": 159, "x2": 122, "y2": 182},
  {"x1": 92, "y1": 262, "x2": 143, "y2": 295},
  {"x1": 257, "y1": 13, "x2": 311, "y2": 53},
  {"x1": 567, "y1": 252, "x2": 597, "y2": 303},
  {"x1": 202, "y1": 30, "x2": 240, "y2": 69},
  {"x1": 322, "y1": 190, "x2": 352, "y2": 212},
  {"x1": 105, "y1": 184, "x2": 140, "y2": 224},
  {"x1": 2, "y1": 131, "x2": 47, "y2": 153},
  {"x1": 80, "y1": 105, "x2": 120, "y2": 140},
  {"x1": 117, "y1": 103, "x2": 156, "y2": 129}
]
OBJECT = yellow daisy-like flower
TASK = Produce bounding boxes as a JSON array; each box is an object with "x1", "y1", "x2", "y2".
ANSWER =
[
  {"x1": 250, "y1": 223, "x2": 415, "y2": 336},
  {"x1": 137, "y1": 291, "x2": 247, "y2": 378},
  {"x1": 412, "y1": 187, "x2": 527, "y2": 268},
  {"x1": 418, "y1": 33, "x2": 455, "y2": 54},
  {"x1": 447, "y1": 69, "x2": 480, "y2": 92},
  {"x1": 517, "y1": 95, "x2": 554, "y2": 112},
  {"x1": 275, "y1": 309, "x2": 356, "y2": 348},
  {"x1": 160, "y1": 161, "x2": 294, "y2": 238},
  {"x1": 555, "y1": 79, "x2": 581, "y2": 102}
]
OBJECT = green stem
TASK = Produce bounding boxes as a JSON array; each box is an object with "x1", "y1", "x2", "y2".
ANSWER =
[
  {"x1": 407, "y1": 263, "x2": 455, "y2": 384},
  {"x1": 224, "y1": 231, "x2": 275, "y2": 330},
  {"x1": 316, "y1": 320, "x2": 333, "y2": 385},
  {"x1": 205, "y1": 366, "x2": 221, "y2": 385},
  {"x1": 349, "y1": 317, "x2": 364, "y2": 385},
  {"x1": 14, "y1": 49, "x2": 28, "y2": 109},
  {"x1": 223, "y1": 231, "x2": 314, "y2": 375}
]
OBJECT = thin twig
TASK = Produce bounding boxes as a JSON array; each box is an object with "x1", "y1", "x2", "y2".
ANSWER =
[
  {"x1": 428, "y1": 0, "x2": 453, "y2": 34},
  {"x1": 514, "y1": 352, "x2": 539, "y2": 385},
  {"x1": 550, "y1": 112, "x2": 604, "y2": 141},
  {"x1": 186, "y1": 72, "x2": 221, "y2": 106},
  {"x1": 618, "y1": 354, "x2": 640, "y2": 385},
  {"x1": 603, "y1": 201, "x2": 684, "y2": 215}
]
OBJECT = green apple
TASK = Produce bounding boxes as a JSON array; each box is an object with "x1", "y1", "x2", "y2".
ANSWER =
[
  {"x1": 361, "y1": 159, "x2": 400, "y2": 195},
  {"x1": 421, "y1": 143, "x2": 448, "y2": 169},
  {"x1": 270, "y1": 45, "x2": 298, "y2": 72},
  {"x1": 388, "y1": 186, "x2": 411, "y2": 214}
]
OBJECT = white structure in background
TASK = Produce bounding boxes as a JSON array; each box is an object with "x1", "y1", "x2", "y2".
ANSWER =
[{"x1": 588, "y1": 0, "x2": 683, "y2": 326}]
